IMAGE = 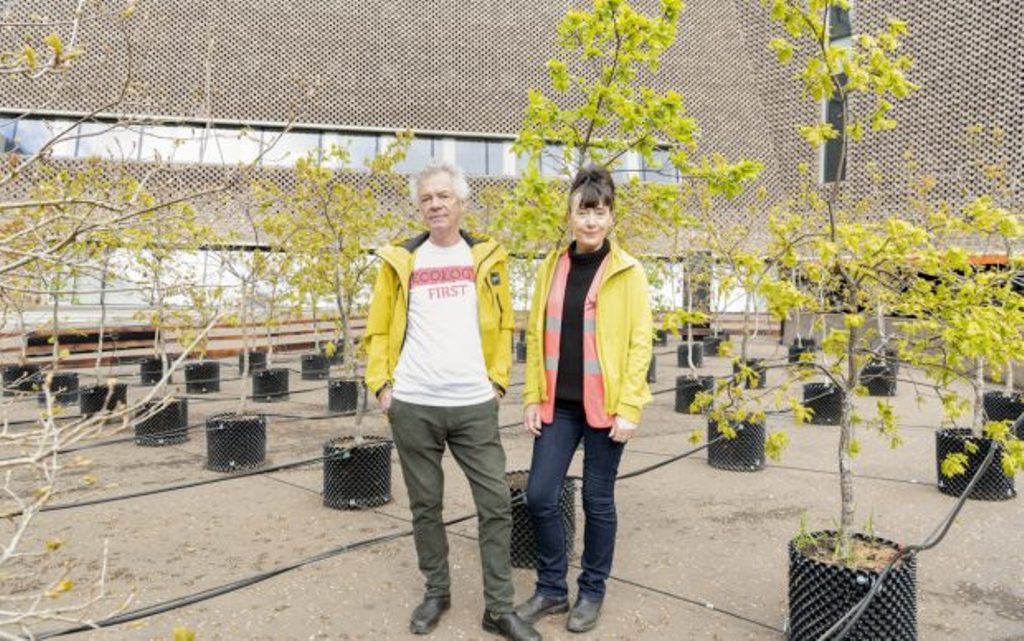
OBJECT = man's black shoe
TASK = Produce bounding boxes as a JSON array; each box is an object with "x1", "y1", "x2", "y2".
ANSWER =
[
  {"x1": 410, "y1": 595, "x2": 451, "y2": 635},
  {"x1": 481, "y1": 610, "x2": 542, "y2": 641},
  {"x1": 566, "y1": 597, "x2": 602, "y2": 633},
  {"x1": 514, "y1": 593, "x2": 570, "y2": 623}
]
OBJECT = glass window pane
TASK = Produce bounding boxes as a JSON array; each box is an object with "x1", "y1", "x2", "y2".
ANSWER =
[
  {"x1": 261, "y1": 130, "x2": 321, "y2": 167},
  {"x1": 611, "y1": 151, "x2": 640, "y2": 182},
  {"x1": 455, "y1": 140, "x2": 487, "y2": 176},
  {"x1": 13, "y1": 119, "x2": 78, "y2": 157},
  {"x1": 823, "y1": 98, "x2": 846, "y2": 182},
  {"x1": 829, "y1": 7, "x2": 852, "y2": 40},
  {"x1": 541, "y1": 144, "x2": 570, "y2": 178},
  {"x1": 203, "y1": 127, "x2": 262, "y2": 165},
  {"x1": 322, "y1": 133, "x2": 378, "y2": 170},
  {"x1": 393, "y1": 137, "x2": 434, "y2": 174},
  {"x1": 486, "y1": 141, "x2": 508, "y2": 175},
  {"x1": 140, "y1": 124, "x2": 206, "y2": 163},
  {"x1": 77, "y1": 122, "x2": 143, "y2": 161},
  {"x1": 0, "y1": 117, "x2": 16, "y2": 152},
  {"x1": 644, "y1": 149, "x2": 676, "y2": 183}
]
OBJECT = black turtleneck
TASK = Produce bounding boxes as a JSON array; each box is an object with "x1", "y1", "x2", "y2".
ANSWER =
[{"x1": 555, "y1": 239, "x2": 611, "y2": 404}]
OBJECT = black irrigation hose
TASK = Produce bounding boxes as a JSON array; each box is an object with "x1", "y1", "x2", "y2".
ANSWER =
[{"x1": 818, "y1": 439, "x2": 999, "y2": 641}]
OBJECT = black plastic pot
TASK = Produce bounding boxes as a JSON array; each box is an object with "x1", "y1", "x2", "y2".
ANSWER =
[
  {"x1": 652, "y1": 328, "x2": 667, "y2": 347},
  {"x1": 732, "y1": 358, "x2": 767, "y2": 389},
  {"x1": 320, "y1": 341, "x2": 344, "y2": 365},
  {"x1": 791, "y1": 337, "x2": 816, "y2": 349},
  {"x1": 185, "y1": 361, "x2": 220, "y2": 393},
  {"x1": 301, "y1": 353, "x2": 330, "y2": 380},
  {"x1": 788, "y1": 531, "x2": 917, "y2": 641},
  {"x1": 252, "y1": 367, "x2": 290, "y2": 402},
  {"x1": 788, "y1": 343, "x2": 815, "y2": 364},
  {"x1": 674, "y1": 375, "x2": 714, "y2": 414},
  {"x1": 238, "y1": 350, "x2": 267, "y2": 373},
  {"x1": 935, "y1": 428, "x2": 1015, "y2": 501},
  {"x1": 707, "y1": 418, "x2": 765, "y2": 472},
  {"x1": 507, "y1": 470, "x2": 576, "y2": 569},
  {"x1": 329, "y1": 378, "x2": 361, "y2": 415},
  {"x1": 983, "y1": 391, "x2": 1024, "y2": 424},
  {"x1": 3, "y1": 363, "x2": 40, "y2": 395},
  {"x1": 701, "y1": 335, "x2": 723, "y2": 356},
  {"x1": 517, "y1": 329, "x2": 526, "y2": 344},
  {"x1": 646, "y1": 355, "x2": 657, "y2": 384},
  {"x1": 205, "y1": 413, "x2": 266, "y2": 472},
  {"x1": 803, "y1": 383, "x2": 844, "y2": 426},
  {"x1": 134, "y1": 398, "x2": 189, "y2": 446},
  {"x1": 35, "y1": 371, "x2": 79, "y2": 406},
  {"x1": 323, "y1": 436, "x2": 393, "y2": 509},
  {"x1": 861, "y1": 363, "x2": 897, "y2": 397},
  {"x1": 515, "y1": 341, "x2": 527, "y2": 364},
  {"x1": 677, "y1": 342, "x2": 704, "y2": 369},
  {"x1": 139, "y1": 357, "x2": 166, "y2": 385},
  {"x1": 79, "y1": 383, "x2": 128, "y2": 417}
]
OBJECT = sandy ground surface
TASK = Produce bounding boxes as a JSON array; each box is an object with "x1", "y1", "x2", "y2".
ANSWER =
[{"x1": 3, "y1": 339, "x2": 1023, "y2": 640}]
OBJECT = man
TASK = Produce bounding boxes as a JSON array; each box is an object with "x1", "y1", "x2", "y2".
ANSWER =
[{"x1": 364, "y1": 161, "x2": 540, "y2": 641}]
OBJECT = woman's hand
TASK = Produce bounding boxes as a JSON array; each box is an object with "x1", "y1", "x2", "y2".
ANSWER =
[
  {"x1": 609, "y1": 415, "x2": 637, "y2": 443},
  {"x1": 523, "y1": 404, "x2": 542, "y2": 436}
]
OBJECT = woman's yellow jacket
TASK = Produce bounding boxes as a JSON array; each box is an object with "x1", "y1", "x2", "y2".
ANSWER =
[{"x1": 523, "y1": 241, "x2": 653, "y2": 423}]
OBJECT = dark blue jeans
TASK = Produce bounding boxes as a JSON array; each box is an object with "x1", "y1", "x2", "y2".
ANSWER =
[{"x1": 526, "y1": 401, "x2": 625, "y2": 602}]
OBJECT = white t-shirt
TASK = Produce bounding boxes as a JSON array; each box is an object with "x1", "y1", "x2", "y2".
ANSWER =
[{"x1": 392, "y1": 238, "x2": 495, "y2": 406}]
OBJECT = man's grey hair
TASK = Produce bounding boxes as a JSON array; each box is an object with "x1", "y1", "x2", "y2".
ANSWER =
[{"x1": 409, "y1": 160, "x2": 471, "y2": 203}]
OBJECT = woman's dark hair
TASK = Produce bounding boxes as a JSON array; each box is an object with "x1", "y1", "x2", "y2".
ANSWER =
[{"x1": 568, "y1": 164, "x2": 615, "y2": 211}]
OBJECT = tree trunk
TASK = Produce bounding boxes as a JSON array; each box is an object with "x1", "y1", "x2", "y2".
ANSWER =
[
  {"x1": 838, "y1": 322, "x2": 860, "y2": 559},
  {"x1": 975, "y1": 357, "x2": 985, "y2": 435},
  {"x1": 93, "y1": 256, "x2": 110, "y2": 384},
  {"x1": 50, "y1": 293, "x2": 60, "y2": 369}
]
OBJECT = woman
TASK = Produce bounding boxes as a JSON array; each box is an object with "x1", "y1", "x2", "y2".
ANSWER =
[{"x1": 516, "y1": 165, "x2": 652, "y2": 633}]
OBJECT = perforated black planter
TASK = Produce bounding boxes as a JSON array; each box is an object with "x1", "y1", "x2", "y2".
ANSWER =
[
  {"x1": 707, "y1": 418, "x2": 765, "y2": 472},
  {"x1": 788, "y1": 343, "x2": 815, "y2": 364},
  {"x1": 139, "y1": 357, "x2": 166, "y2": 385},
  {"x1": 788, "y1": 531, "x2": 916, "y2": 641},
  {"x1": 205, "y1": 413, "x2": 266, "y2": 472},
  {"x1": 935, "y1": 429, "x2": 1015, "y2": 501},
  {"x1": 732, "y1": 358, "x2": 767, "y2": 389},
  {"x1": 329, "y1": 378, "x2": 361, "y2": 415},
  {"x1": 677, "y1": 342, "x2": 703, "y2": 369},
  {"x1": 646, "y1": 355, "x2": 657, "y2": 384},
  {"x1": 983, "y1": 391, "x2": 1024, "y2": 424},
  {"x1": 803, "y1": 383, "x2": 844, "y2": 426},
  {"x1": 35, "y1": 371, "x2": 79, "y2": 406},
  {"x1": 3, "y1": 363, "x2": 40, "y2": 395},
  {"x1": 301, "y1": 353, "x2": 330, "y2": 380},
  {"x1": 134, "y1": 399, "x2": 189, "y2": 446},
  {"x1": 185, "y1": 361, "x2": 220, "y2": 393},
  {"x1": 515, "y1": 341, "x2": 527, "y2": 364},
  {"x1": 79, "y1": 383, "x2": 128, "y2": 417},
  {"x1": 238, "y1": 350, "x2": 266, "y2": 373},
  {"x1": 652, "y1": 328, "x2": 667, "y2": 347},
  {"x1": 861, "y1": 363, "x2": 897, "y2": 397},
  {"x1": 701, "y1": 335, "x2": 723, "y2": 356},
  {"x1": 252, "y1": 367, "x2": 290, "y2": 402},
  {"x1": 507, "y1": 470, "x2": 576, "y2": 570},
  {"x1": 791, "y1": 337, "x2": 816, "y2": 349},
  {"x1": 323, "y1": 436, "x2": 393, "y2": 509},
  {"x1": 675, "y1": 375, "x2": 714, "y2": 414}
]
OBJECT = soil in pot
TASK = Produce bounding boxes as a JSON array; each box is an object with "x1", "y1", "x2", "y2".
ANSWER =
[
  {"x1": 3, "y1": 363, "x2": 40, "y2": 396},
  {"x1": 329, "y1": 379, "x2": 361, "y2": 415},
  {"x1": 185, "y1": 361, "x2": 220, "y2": 394},
  {"x1": 861, "y1": 363, "x2": 897, "y2": 397},
  {"x1": 79, "y1": 382, "x2": 128, "y2": 417},
  {"x1": 135, "y1": 398, "x2": 189, "y2": 446},
  {"x1": 677, "y1": 342, "x2": 703, "y2": 369},
  {"x1": 507, "y1": 470, "x2": 576, "y2": 570},
  {"x1": 732, "y1": 358, "x2": 767, "y2": 389},
  {"x1": 707, "y1": 418, "x2": 765, "y2": 472},
  {"x1": 935, "y1": 428, "x2": 1016, "y2": 501},
  {"x1": 139, "y1": 357, "x2": 166, "y2": 385},
  {"x1": 803, "y1": 383, "x2": 844, "y2": 426},
  {"x1": 205, "y1": 413, "x2": 266, "y2": 472},
  {"x1": 35, "y1": 371, "x2": 79, "y2": 406},
  {"x1": 252, "y1": 367, "x2": 290, "y2": 402},
  {"x1": 323, "y1": 436, "x2": 393, "y2": 509},
  {"x1": 674, "y1": 375, "x2": 714, "y2": 414},
  {"x1": 789, "y1": 531, "x2": 916, "y2": 641},
  {"x1": 301, "y1": 353, "x2": 330, "y2": 380}
]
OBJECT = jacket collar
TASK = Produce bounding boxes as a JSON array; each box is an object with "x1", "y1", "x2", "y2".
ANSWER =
[{"x1": 400, "y1": 229, "x2": 484, "y2": 252}]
